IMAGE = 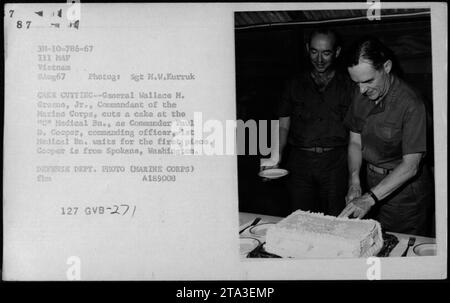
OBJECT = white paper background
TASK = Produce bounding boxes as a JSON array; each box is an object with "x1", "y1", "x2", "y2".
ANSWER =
[{"x1": 3, "y1": 3, "x2": 447, "y2": 280}]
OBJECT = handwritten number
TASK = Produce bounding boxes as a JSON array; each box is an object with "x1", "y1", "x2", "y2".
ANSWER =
[
  {"x1": 111, "y1": 205, "x2": 120, "y2": 214},
  {"x1": 121, "y1": 204, "x2": 130, "y2": 216}
]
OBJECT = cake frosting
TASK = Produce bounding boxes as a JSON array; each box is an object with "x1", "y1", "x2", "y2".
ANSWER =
[{"x1": 265, "y1": 210, "x2": 383, "y2": 258}]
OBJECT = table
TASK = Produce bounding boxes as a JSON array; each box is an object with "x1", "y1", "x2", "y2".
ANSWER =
[{"x1": 239, "y1": 212, "x2": 436, "y2": 257}]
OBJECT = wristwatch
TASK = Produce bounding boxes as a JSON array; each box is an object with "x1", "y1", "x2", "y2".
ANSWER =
[{"x1": 367, "y1": 190, "x2": 379, "y2": 204}]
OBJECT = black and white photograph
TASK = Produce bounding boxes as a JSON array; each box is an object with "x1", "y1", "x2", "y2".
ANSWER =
[{"x1": 236, "y1": 8, "x2": 438, "y2": 259}]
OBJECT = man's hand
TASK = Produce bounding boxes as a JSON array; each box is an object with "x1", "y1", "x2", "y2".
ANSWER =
[
  {"x1": 338, "y1": 194, "x2": 375, "y2": 219},
  {"x1": 345, "y1": 184, "x2": 362, "y2": 205},
  {"x1": 260, "y1": 158, "x2": 280, "y2": 182},
  {"x1": 260, "y1": 157, "x2": 279, "y2": 170}
]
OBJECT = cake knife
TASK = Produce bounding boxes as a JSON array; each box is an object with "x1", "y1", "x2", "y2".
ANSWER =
[
  {"x1": 239, "y1": 217, "x2": 261, "y2": 234},
  {"x1": 401, "y1": 237, "x2": 416, "y2": 257}
]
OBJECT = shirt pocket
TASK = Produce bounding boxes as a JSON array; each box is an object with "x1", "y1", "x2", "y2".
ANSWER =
[
  {"x1": 375, "y1": 121, "x2": 401, "y2": 141},
  {"x1": 375, "y1": 121, "x2": 402, "y2": 157},
  {"x1": 293, "y1": 101, "x2": 311, "y2": 121}
]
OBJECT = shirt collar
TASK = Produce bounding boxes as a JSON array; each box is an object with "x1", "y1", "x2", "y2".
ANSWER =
[{"x1": 309, "y1": 69, "x2": 337, "y2": 92}]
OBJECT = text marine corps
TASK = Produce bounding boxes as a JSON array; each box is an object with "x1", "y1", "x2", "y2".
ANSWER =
[{"x1": 130, "y1": 166, "x2": 163, "y2": 173}]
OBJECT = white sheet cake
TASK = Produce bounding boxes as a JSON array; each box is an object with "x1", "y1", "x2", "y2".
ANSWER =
[{"x1": 265, "y1": 210, "x2": 383, "y2": 258}]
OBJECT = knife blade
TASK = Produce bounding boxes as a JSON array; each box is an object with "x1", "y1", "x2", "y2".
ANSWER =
[{"x1": 239, "y1": 217, "x2": 261, "y2": 234}]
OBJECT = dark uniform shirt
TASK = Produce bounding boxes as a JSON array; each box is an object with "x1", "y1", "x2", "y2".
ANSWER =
[
  {"x1": 277, "y1": 71, "x2": 354, "y2": 148},
  {"x1": 344, "y1": 75, "x2": 427, "y2": 169}
]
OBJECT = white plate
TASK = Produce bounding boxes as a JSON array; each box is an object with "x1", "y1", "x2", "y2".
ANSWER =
[
  {"x1": 240, "y1": 237, "x2": 260, "y2": 256},
  {"x1": 413, "y1": 243, "x2": 436, "y2": 256},
  {"x1": 250, "y1": 223, "x2": 275, "y2": 237},
  {"x1": 258, "y1": 168, "x2": 289, "y2": 179}
]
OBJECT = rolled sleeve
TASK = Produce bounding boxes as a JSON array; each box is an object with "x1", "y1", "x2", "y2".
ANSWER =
[
  {"x1": 402, "y1": 101, "x2": 427, "y2": 155},
  {"x1": 344, "y1": 92, "x2": 365, "y2": 134}
]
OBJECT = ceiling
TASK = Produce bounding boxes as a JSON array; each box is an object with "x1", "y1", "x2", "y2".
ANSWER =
[{"x1": 235, "y1": 9, "x2": 430, "y2": 29}]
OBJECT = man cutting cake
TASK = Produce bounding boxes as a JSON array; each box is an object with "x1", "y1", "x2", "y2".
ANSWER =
[{"x1": 339, "y1": 37, "x2": 434, "y2": 237}]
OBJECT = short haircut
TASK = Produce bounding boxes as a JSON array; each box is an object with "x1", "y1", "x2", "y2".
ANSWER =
[
  {"x1": 346, "y1": 36, "x2": 394, "y2": 70},
  {"x1": 308, "y1": 28, "x2": 341, "y2": 49}
]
